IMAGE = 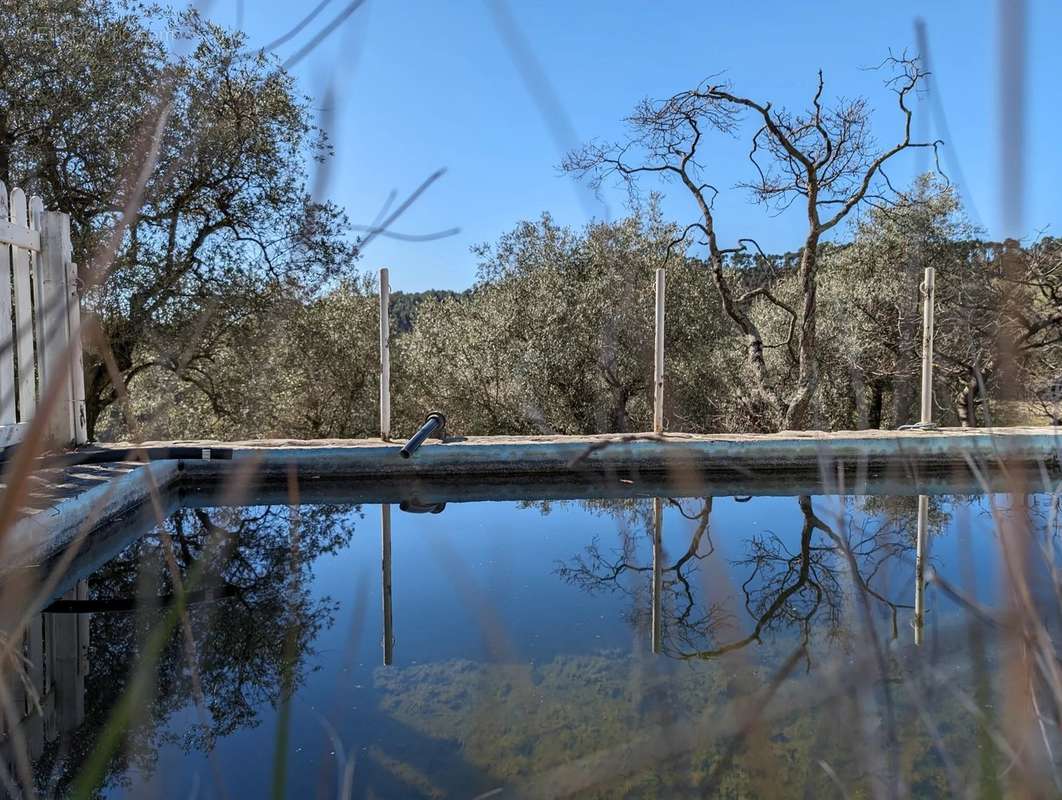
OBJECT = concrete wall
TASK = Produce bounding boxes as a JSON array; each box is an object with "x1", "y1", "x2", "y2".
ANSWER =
[{"x1": 7, "y1": 427, "x2": 1061, "y2": 577}]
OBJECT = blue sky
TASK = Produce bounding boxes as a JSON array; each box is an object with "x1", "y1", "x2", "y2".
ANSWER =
[{"x1": 175, "y1": 1, "x2": 1061, "y2": 291}]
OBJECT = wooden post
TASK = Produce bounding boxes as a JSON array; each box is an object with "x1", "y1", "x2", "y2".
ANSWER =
[
  {"x1": 381, "y1": 503, "x2": 394, "y2": 666},
  {"x1": 651, "y1": 496, "x2": 663, "y2": 654},
  {"x1": 379, "y1": 267, "x2": 391, "y2": 441},
  {"x1": 653, "y1": 268, "x2": 666, "y2": 434},
  {"x1": 913, "y1": 494, "x2": 928, "y2": 646},
  {"x1": 919, "y1": 267, "x2": 936, "y2": 426}
]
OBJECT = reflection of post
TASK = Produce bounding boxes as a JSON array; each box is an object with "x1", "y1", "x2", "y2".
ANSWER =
[
  {"x1": 382, "y1": 503, "x2": 394, "y2": 666},
  {"x1": 651, "y1": 497, "x2": 663, "y2": 654},
  {"x1": 914, "y1": 494, "x2": 928, "y2": 645},
  {"x1": 49, "y1": 580, "x2": 89, "y2": 734}
]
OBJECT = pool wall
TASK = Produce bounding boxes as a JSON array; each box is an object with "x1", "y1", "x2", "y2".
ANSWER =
[{"x1": 5, "y1": 427, "x2": 1060, "y2": 571}]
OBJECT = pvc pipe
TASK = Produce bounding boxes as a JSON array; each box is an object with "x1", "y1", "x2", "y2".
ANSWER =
[{"x1": 399, "y1": 412, "x2": 446, "y2": 459}]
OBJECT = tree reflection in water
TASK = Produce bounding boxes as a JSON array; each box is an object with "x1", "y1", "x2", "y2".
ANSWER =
[
  {"x1": 11, "y1": 493, "x2": 1004, "y2": 797},
  {"x1": 31, "y1": 503, "x2": 356, "y2": 796},
  {"x1": 556, "y1": 495, "x2": 922, "y2": 662}
]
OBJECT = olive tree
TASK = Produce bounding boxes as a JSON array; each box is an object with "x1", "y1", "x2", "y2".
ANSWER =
[
  {"x1": 0, "y1": 1, "x2": 359, "y2": 438},
  {"x1": 98, "y1": 278, "x2": 381, "y2": 440},
  {"x1": 817, "y1": 177, "x2": 1062, "y2": 428},
  {"x1": 817, "y1": 176, "x2": 981, "y2": 427},
  {"x1": 398, "y1": 210, "x2": 733, "y2": 435},
  {"x1": 564, "y1": 56, "x2": 940, "y2": 430}
]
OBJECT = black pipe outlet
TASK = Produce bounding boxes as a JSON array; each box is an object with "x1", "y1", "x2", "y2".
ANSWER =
[
  {"x1": 399, "y1": 500, "x2": 447, "y2": 514},
  {"x1": 399, "y1": 412, "x2": 446, "y2": 459}
]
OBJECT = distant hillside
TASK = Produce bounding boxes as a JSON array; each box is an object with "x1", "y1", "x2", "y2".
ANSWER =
[{"x1": 389, "y1": 290, "x2": 468, "y2": 333}]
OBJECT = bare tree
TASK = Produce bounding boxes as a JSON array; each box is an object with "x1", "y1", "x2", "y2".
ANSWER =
[{"x1": 564, "y1": 55, "x2": 940, "y2": 430}]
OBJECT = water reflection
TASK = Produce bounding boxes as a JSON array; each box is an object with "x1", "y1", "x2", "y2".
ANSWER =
[
  {"x1": 382, "y1": 502, "x2": 394, "y2": 666},
  {"x1": 650, "y1": 497, "x2": 664, "y2": 654},
  {"x1": 4, "y1": 490, "x2": 1060, "y2": 797},
  {"x1": 7, "y1": 504, "x2": 355, "y2": 796},
  {"x1": 914, "y1": 494, "x2": 929, "y2": 646},
  {"x1": 0, "y1": 582, "x2": 90, "y2": 784},
  {"x1": 557, "y1": 495, "x2": 919, "y2": 662}
]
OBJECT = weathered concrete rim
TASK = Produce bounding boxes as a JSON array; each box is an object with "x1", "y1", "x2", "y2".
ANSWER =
[
  {"x1": 2, "y1": 460, "x2": 180, "y2": 573},
  {"x1": 7, "y1": 427, "x2": 1061, "y2": 576},
  {"x1": 104, "y1": 425, "x2": 1062, "y2": 480}
]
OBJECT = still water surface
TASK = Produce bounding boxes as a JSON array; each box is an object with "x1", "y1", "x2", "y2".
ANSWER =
[{"x1": 21, "y1": 490, "x2": 1062, "y2": 797}]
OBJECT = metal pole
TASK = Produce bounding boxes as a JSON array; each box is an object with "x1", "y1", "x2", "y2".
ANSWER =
[
  {"x1": 913, "y1": 494, "x2": 928, "y2": 646},
  {"x1": 651, "y1": 496, "x2": 663, "y2": 654},
  {"x1": 919, "y1": 267, "x2": 936, "y2": 426},
  {"x1": 379, "y1": 267, "x2": 391, "y2": 440},
  {"x1": 382, "y1": 503, "x2": 393, "y2": 665},
  {"x1": 653, "y1": 268, "x2": 666, "y2": 434}
]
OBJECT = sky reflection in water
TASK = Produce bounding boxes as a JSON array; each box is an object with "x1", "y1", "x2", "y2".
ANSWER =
[{"x1": 21, "y1": 491, "x2": 1060, "y2": 798}]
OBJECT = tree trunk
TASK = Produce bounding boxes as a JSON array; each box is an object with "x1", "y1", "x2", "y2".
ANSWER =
[
  {"x1": 956, "y1": 373, "x2": 981, "y2": 428},
  {"x1": 868, "y1": 381, "x2": 885, "y2": 430},
  {"x1": 84, "y1": 360, "x2": 112, "y2": 441},
  {"x1": 83, "y1": 320, "x2": 137, "y2": 440},
  {"x1": 848, "y1": 364, "x2": 868, "y2": 429},
  {"x1": 608, "y1": 386, "x2": 630, "y2": 433},
  {"x1": 891, "y1": 377, "x2": 918, "y2": 427},
  {"x1": 783, "y1": 234, "x2": 820, "y2": 430}
]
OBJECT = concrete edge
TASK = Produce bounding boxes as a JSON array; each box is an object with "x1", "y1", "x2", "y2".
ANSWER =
[
  {"x1": 167, "y1": 427, "x2": 1062, "y2": 479},
  {"x1": 8, "y1": 427, "x2": 1062, "y2": 574},
  {"x1": 2, "y1": 460, "x2": 181, "y2": 571}
]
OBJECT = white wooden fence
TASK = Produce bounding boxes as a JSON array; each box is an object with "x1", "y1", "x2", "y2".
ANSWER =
[{"x1": 0, "y1": 183, "x2": 87, "y2": 449}]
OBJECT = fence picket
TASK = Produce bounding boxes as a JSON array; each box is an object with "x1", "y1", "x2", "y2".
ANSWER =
[
  {"x1": 9, "y1": 188, "x2": 35, "y2": 422},
  {"x1": 61, "y1": 215, "x2": 87, "y2": 444},
  {"x1": 0, "y1": 184, "x2": 14, "y2": 426},
  {"x1": 40, "y1": 211, "x2": 74, "y2": 445},
  {"x1": 30, "y1": 197, "x2": 45, "y2": 397}
]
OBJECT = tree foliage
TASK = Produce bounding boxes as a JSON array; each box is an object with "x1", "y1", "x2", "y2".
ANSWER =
[
  {"x1": 5, "y1": 6, "x2": 1057, "y2": 440},
  {"x1": 0, "y1": 0, "x2": 359, "y2": 438}
]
